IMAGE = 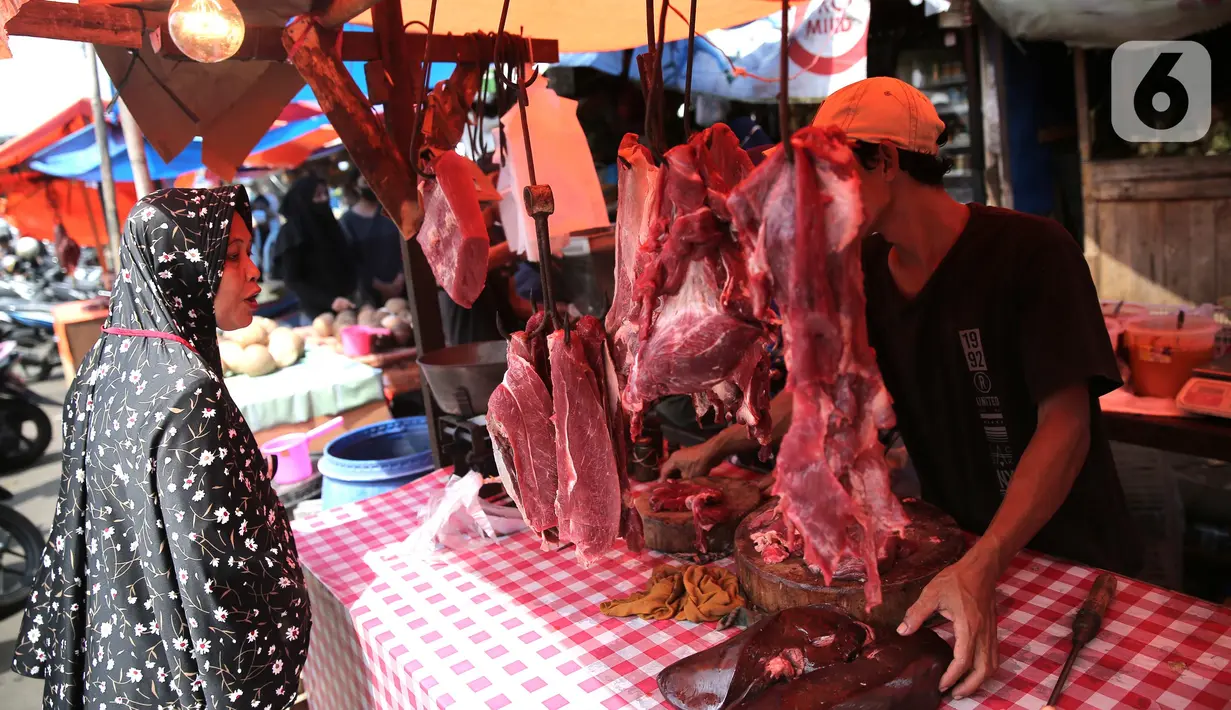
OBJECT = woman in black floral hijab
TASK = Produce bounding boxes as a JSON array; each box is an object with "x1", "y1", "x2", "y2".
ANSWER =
[{"x1": 12, "y1": 187, "x2": 311, "y2": 709}]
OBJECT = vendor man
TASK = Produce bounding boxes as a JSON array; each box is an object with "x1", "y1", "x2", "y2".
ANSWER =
[{"x1": 660, "y1": 77, "x2": 1141, "y2": 699}]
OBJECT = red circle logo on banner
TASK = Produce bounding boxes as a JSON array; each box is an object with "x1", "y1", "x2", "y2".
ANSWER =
[{"x1": 787, "y1": 8, "x2": 869, "y2": 76}]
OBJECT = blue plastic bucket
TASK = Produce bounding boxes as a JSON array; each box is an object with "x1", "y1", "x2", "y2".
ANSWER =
[{"x1": 319, "y1": 417, "x2": 435, "y2": 509}]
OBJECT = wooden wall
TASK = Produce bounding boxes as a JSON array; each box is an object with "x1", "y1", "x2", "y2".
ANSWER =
[{"x1": 1084, "y1": 155, "x2": 1231, "y2": 306}]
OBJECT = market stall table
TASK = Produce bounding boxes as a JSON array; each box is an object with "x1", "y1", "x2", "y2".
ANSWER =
[
  {"x1": 227, "y1": 344, "x2": 390, "y2": 453},
  {"x1": 1104, "y1": 410, "x2": 1231, "y2": 462},
  {"x1": 291, "y1": 470, "x2": 1231, "y2": 710}
]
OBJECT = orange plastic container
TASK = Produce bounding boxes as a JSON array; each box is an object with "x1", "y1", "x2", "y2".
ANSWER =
[{"x1": 1124, "y1": 315, "x2": 1221, "y2": 398}]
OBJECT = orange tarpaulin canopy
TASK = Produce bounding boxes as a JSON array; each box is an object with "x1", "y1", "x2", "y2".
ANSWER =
[
  {"x1": 351, "y1": 1, "x2": 809, "y2": 53},
  {"x1": 79, "y1": 0, "x2": 802, "y2": 51},
  {"x1": 0, "y1": 172, "x2": 137, "y2": 248},
  {"x1": 0, "y1": 98, "x2": 93, "y2": 170}
]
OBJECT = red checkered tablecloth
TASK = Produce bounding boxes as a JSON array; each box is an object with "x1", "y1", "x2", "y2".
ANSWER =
[{"x1": 292, "y1": 470, "x2": 1231, "y2": 709}]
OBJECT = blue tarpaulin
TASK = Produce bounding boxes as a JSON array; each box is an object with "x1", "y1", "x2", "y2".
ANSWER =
[{"x1": 28, "y1": 114, "x2": 331, "y2": 182}]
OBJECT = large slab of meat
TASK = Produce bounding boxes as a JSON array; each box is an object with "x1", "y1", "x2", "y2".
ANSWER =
[
  {"x1": 658, "y1": 605, "x2": 950, "y2": 710},
  {"x1": 490, "y1": 313, "x2": 641, "y2": 563},
  {"x1": 488, "y1": 313, "x2": 557, "y2": 539},
  {"x1": 548, "y1": 316, "x2": 631, "y2": 565},
  {"x1": 727, "y1": 127, "x2": 909, "y2": 608},
  {"x1": 418, "y1": 150, "x2": 490, "y2": 308},
  {"x1": 613, "y1": 125, "x2": 774, "y2": 445},
  {"x1": 606, "y1": 134, "x2": 662, "y2": 382}
]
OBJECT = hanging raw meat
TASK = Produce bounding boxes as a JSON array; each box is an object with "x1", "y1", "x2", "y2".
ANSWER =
[
  {"x1": 488, "y1": 313, "x2": 557, "y2": 539},
  {"x1": 549, "y1": 317, "x2": 625, "y2": 566},
  {"x1": 619, "y1": 125, "x2": 773, "y2": 444},
  {"x1": 727, "y1": 126, "x2": 908, "y2": 609},
  {"x1": 417, "y1": 150, "x2": 491, "y2": 307},
  {"x1": 607, "y1": 134, "x2": 663, "y2": 382}
]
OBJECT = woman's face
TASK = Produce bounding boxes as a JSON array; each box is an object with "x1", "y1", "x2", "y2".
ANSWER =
[{"x1": 215, "y1": 219, "x2": 261, "y2": 332}]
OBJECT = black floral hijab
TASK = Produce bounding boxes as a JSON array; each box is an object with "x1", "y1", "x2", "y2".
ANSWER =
[
  {"x1": 12, "y1": 185, "x2": 311, "y2": 708},
  {"x1": 105, "y1": 186, "x2": 252, "y2": 372}
]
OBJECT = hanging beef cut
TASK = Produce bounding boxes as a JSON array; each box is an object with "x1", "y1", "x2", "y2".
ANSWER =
[
  {"x1": 727, "y1": 127, "x2": 908, "y2": 609},
  {"x1": 488, "y1": 313, "x2": 557, "y2": 539},
  {"x1": 549, "y1": 318, "x2": 625, "y2": 565},
  {"x1": 617, "y1": 125, "x2": 773, "y2": 444},
  {"x1": 607, "y1": 134, "x2": 663, "y2": 382},
  {"x1": 417, "y1": 150, "x2": 491, "y2": 308},
  {"x1": 490, "y1": 313, "x2": 642, "y2": 563}
]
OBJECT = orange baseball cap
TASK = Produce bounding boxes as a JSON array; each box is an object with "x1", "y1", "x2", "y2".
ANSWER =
[{"x1": 811, "y1": 77, "x2": 946, "y2": 156}]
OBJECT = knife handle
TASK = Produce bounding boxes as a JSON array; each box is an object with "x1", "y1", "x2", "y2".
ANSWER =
[{"x1": 1072, "y1": 573, "x2": 1117, "y2": 646}]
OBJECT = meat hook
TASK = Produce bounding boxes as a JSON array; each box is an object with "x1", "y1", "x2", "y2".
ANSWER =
[
  {"x1": 682, "y1": 0, "x2": 698, "y2": 140},
  {"x1": 407, "y1": 0, "x2": 441, "y2": 179},
  {"x1": 779, "y1": 0, "x2": 794, "y2": 164}
]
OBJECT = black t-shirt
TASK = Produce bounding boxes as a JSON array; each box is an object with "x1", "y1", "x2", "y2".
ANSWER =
[{"x1": 862, "y1": 203, "x2": 1142, "y2": 576}]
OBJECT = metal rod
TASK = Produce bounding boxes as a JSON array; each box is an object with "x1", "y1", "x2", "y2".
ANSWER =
[
  {"x1": 654, "y1": 0, "x2": 669, "y2": 154},
  {"x1": 117, "y1": 100, "x2": 154, "y2": 198},
  {"x1": 408, "y1": 0, "x2": 439, "y2": 178},
  {"x1": 86, "y1": 44, "x2": 122, "y2": 271},
  {"x1": 682, "y1": 0, "x2": 698, "y2": 139},
  {"x1": 779, "y1": 0, "x2": 793, "y2": 163}
]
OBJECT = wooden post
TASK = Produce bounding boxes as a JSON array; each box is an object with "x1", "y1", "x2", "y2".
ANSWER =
[
  {"x1": 86, "y1": 44, "x2": 122, "y2": 271},
  {"x1": 1074, "y1": 48, "x2": 1099, "y2": 284},
  {"x1": 371, "y1": 0, "x2": 448, "y2": 465},
  {"x1": 118, "y1": 100, "x2": 154, "y2": 198},
  {"x1": 281, "y1": 18, "x2": 421, "y2": 238}
]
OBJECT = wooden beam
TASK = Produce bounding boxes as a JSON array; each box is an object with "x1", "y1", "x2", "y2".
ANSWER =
[
  {"x1": 282, "y1": 17, "x2": 421, "y2": 239},
  {"x1": 371, "y1": 0, "x2": 447, "y2": 466},
  {"x1": 153, "y1": 27, "x2": 557, "y2": 64},
  {"x1": 7, "y1": 1, "x2": 164, "y2": 49},
  {"x1": 10, "y1": 2, "x2": 558, "y2": 65}
]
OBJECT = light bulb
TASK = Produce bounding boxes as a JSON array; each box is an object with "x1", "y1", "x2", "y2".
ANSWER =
[{"x1": 168, "y1": 0, "x2": 245, "y2": 64}]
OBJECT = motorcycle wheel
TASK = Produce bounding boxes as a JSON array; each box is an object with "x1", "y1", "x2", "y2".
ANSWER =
[
  {"x1": 0, "y1": 503, "x2": 43, "y2": 619},
  {"x1": 0, "y1": 399, "x2": 52, "y2": 474}
]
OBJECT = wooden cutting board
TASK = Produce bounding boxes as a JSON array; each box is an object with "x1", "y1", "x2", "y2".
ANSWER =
[
  {"x1": 734, "y1": 498, "x2": 966, "y2": 626},
  {"x1": 634, "y1": 476, "x2": 762, "y2": 555}
]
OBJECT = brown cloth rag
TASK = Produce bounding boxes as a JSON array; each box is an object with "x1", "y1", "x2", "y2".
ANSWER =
[{"x1": 599, "y1": 564, "x2": 744, "y2": 623}]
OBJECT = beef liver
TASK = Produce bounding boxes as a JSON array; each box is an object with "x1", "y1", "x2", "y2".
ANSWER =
[{"x1": 659, "y1": 604, "x2": 951, "y2": 710}]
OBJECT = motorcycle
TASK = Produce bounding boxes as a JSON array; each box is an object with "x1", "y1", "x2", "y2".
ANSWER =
[
  {"x1": 0, "y1": 482, "x2": 43, "y2": 619},
  {"x1": 0, "y1": 340, "x2": 55, "y2": 474},
  {"x1": 0, "y1": 308, "x2": 60, "y2": 382}
]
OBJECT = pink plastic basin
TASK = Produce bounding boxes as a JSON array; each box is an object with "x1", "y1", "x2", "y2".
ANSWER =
[
  {"x1": 262, "y1": 433, "x2": 314, "y2": 485},
  {"x1": 339, "y1": 325, "x2": 390, "y2": 357},
  {"x1": 259, "y1": 415, "x2": 345, "y2": 485}
]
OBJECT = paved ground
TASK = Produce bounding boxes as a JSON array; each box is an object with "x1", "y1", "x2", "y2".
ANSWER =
[{"x1": 0, "y1": 376, "x2": 65, "y2": 709}]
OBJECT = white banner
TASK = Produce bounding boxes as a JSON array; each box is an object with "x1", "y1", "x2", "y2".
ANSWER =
[{"x1": 696, "y1": 0, "x2": 871, "y2": 103}]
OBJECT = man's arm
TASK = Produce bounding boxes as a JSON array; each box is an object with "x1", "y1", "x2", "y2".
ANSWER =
[
  {"x1": 898, "y1": 382, "x2": 1091, "y2": 699},
  {"x1": 660, "y1": 390, "x2": 793, "y2": 478},
  {"x1": 974, "y1": 383, "x2": 1091, "y2": 576}
]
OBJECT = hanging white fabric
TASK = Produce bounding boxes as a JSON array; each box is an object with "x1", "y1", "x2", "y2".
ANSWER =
[{"x1": 495, "y1": 76, "x2": 609, "y2": 262}]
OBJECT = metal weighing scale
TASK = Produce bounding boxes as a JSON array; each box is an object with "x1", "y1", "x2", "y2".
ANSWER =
[{"x1": 1177, "y1": 355, "x2": 1231, "y2": 418}]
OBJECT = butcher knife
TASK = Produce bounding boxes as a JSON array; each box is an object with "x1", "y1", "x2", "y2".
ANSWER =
[{"x1": 1040, "y1": 573, "x2": 1117, "y2": 710}]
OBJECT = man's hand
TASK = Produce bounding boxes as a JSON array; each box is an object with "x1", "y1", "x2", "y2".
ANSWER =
[
  {"x1": 659, "y1": 443, "x2": 722, "y2": 480},
  {"x1": 898, "y1": 552, "x2": 1000, "y2": 699}
]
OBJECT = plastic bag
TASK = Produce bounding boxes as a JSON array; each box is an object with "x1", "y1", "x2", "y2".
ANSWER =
[
  {"x1": 403, "y1": 471, "x2": 526, "y2": 558},
  {"x1": 496, "y1": 78, "x2": 609, "y2": 262}
]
